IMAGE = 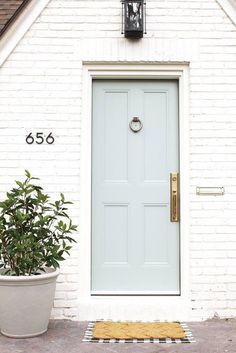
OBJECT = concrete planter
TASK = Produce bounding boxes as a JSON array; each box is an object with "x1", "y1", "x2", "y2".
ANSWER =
[{"x1": 0, "y1": 267, "x2": 60, "y2": 338}]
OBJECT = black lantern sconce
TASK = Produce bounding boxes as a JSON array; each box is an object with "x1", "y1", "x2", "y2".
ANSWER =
[{"x1": 121, "y1": 0, "x2": 146, "y2": 39}]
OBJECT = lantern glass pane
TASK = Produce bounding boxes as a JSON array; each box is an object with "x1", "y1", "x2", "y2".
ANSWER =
[{"x1": 125, "y1": 2, "x2": 143, "y2": 31}]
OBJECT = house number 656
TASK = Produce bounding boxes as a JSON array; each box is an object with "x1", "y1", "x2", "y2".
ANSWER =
[{"x1": 26, "y1": 132, "x2": 55, "y2": 145}]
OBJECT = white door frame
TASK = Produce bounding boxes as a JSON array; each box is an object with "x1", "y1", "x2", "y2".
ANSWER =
[{"x1": 79, "y1": 63, "x2": 190, "y2": 321}]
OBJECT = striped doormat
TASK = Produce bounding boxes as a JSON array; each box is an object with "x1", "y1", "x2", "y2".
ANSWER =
[{"x1": 83, "y1": 320, "x2": 196, "y2": 344}]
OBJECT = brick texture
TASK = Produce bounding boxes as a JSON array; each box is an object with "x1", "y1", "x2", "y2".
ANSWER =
[{"x1": 0, "y1": 0, "x2": 236, "y2": 321}]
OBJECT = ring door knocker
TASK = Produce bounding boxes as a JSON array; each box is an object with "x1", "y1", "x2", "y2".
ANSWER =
[{"x1": 129, "y1": 117, "x2": 143, "y2": 133}]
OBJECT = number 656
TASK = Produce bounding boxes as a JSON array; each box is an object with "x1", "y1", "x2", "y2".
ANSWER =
[{"x1": 26, "y1": 132, "x2": 55, "y2": 145}]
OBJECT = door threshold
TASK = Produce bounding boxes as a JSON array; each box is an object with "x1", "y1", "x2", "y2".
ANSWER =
[
  {"x1": 91, "y1": 290, "x2": 180, "y2": 296},
  {"x1": 78, "y1": 295, "x2": 190, "y2": 321}
]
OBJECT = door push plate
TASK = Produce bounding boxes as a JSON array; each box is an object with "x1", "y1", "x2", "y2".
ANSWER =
[{"x1": 170, "y1": 172, "x2": 180, "y2": 222}]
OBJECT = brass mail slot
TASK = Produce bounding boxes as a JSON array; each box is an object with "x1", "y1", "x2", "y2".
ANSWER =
[
  {"x1": 196, "y1": 187, "x2": 224, "y2": 196},
  {"x1": 170, "y1": 172, "x2": 179, "y2": 222}
]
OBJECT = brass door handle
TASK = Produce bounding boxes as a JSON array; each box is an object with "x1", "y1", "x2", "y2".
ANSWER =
[{"x1": 170, "y1": 172, "x2": 179, "y2": 222}]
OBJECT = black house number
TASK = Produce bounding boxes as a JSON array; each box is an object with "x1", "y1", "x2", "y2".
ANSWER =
[{"x1": 26, "y1": 132, "x2": 55, "y2": 145}]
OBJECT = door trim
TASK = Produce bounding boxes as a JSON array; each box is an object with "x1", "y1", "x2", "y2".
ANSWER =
[{"x1": 79, "y1": 63, "x2": 190, "y2": 319}]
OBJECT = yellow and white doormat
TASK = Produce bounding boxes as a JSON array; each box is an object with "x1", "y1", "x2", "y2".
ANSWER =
[{"x1": 83, "y1": 320, "x2": 196, "y2": 344}]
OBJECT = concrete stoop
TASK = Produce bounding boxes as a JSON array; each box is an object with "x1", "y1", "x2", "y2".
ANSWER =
[{"x1": 0, "y1": 319, "x2": 235, "y2": 353}]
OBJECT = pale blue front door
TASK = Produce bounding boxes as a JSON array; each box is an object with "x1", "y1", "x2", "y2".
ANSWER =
[{"x1": 92, "y1": 80, "x2": 180, "y2": 294}]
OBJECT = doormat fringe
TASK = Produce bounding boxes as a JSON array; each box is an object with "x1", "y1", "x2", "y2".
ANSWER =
[{"x1": 82, "y1": 320, "x2": 196, "y2": 344}]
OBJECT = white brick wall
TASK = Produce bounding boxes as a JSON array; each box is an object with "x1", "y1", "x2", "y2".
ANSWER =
[{"x1": 0, "y1": 0, "x2": 236, "y2": 320}]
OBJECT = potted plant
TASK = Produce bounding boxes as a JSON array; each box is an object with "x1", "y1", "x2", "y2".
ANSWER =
[{"x1": 0, "y1": 170, "x2": 77, "y2": 338}]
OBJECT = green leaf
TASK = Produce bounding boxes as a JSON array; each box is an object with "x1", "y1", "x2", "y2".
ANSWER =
[
  {"x1": 25, "y1": 170, "x2": 31, "y2": 178},
  {"x1": 15, "y1": 181, "x2": 24, "y2": 188}
]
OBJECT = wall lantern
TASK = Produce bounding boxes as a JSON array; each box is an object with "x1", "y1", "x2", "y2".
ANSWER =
[{"x1": 121, "y1": 0, "x2": 146, "y2": 39}]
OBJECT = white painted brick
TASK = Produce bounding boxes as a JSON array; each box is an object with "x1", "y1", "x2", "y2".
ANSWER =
[
  {"x1": 56, "y1": 283, "x2": 79, "y2": 292},
  {"x1": 66, "y1": 275, "x2": 79, "y2": 283},
  {"x1": 54, "y1": 300, "x2": 77, "y2": 308},
  {"x1": 54, "y1": 292, "x2": 67, "y2": 300},
  {"x1": 51, "y1": 308, "x2": 64, "y2": 318},
  {"x1": 63, "y1": 308, "x2": 78, "y2": 318},
  {"x1": 0, "y1": 0, "x2": 235, "y2": 321},
  {"x1": 66, "y1": 292, "x2": 78, "y2": 300}
]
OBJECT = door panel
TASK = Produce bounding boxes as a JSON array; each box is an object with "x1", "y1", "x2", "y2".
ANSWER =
[
  {"x1": 104, "y1": 91, "x2": 128, "y2": 182},
  {"x1": 143, "y1": 91, "x2": 167, "y2": 181},
  {"x1": 104, "y1": 204, "x2": 128, "y2": 264},
  {"x1": 144, "y1": 204, "x2": 168, "y2": 264},
  {"x1": 92, "y1": 80, "x2": 179, "y2": 294}
]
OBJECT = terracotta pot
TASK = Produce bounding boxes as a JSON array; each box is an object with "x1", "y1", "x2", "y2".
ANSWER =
[{"x1": 0, "y1": 267, "x2": 60, "y2": 338}]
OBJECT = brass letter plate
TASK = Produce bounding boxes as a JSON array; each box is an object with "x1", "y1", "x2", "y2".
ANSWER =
[{"x1": 196, "y1": 186, "x2": 225, "y2": 195}]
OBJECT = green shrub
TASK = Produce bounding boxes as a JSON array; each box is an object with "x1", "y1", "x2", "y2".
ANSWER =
[{"x1": 0, "y1": 170, "x2": 77, "y2": 276}]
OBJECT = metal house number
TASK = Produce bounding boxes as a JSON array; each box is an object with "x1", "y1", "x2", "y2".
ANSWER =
[{"x1": 129, "y1": 117, "x2": 143, "y2": 133}]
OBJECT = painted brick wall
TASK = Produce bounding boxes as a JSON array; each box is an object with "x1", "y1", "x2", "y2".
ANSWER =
[{"x1": 0, "y1": 0, "x2": 236, "y2": 320}]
